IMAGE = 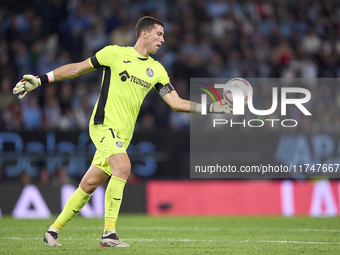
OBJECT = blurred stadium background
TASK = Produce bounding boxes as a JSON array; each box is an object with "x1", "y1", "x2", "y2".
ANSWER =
[{"x1": 1, "y1": 0, "x2": 340, "y2": 218}]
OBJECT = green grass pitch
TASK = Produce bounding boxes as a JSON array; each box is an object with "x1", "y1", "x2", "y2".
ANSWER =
[{"x1": 0, "y1": 214, "x2": 339, "y2": 254}]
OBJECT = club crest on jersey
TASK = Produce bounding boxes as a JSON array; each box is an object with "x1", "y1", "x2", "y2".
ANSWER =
[
  {"x1": 146, "y1": 68, "x2": 154, "y2": 77},
  {"x1": 116, "y1": 141, "x2": 123, "y2": 148}
]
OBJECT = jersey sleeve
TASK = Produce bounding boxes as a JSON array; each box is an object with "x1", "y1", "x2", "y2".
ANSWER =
[
  {"x1": 154, "y1": 64, "x2": 175, "y2": 97},
  {"x1": 89, "y1": 45, "x2": 116, "y2": 68}
]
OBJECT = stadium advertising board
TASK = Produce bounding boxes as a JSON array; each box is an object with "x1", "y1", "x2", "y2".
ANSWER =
[
  {"x1": 147, "y1": 180, "x2": 340, "y2": 216},
  {"x1": 0, "y1": 184, "x2": 146, "y2": 218},
  {"x1": 1, "y1": 180, "x2": 338, "y2": 218}
]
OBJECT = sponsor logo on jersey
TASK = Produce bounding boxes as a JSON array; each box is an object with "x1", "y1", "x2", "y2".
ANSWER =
[
  {"x1": 116, "y1": 141, "x2": 123, "y2": 148},
  {"x1": 130, "y1": 75, "x2": 152, "y2": 89},
  {"x1": 119, "y1": 70, "x2": 152, "y2": 90},
  {"x1": 119, "y1": 70, "x2": 130, "y2": 82},
  {"x1": 146, "y1": 68, "x2": 154, "y2": 77}
]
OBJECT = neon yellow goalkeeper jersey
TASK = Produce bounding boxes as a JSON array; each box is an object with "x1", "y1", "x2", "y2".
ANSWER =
[{"x1": 89, "y1": 45, "x2": 173, "y2": 140}]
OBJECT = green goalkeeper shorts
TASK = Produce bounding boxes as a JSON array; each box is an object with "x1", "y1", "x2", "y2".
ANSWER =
[{"x1": 89, "y1": 124, "x2": 131, "y2": 176}]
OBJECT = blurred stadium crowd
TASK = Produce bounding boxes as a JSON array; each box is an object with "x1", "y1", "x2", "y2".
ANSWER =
[{"x1": 0, "y1": 0, "x2": 340, "y2": 132}]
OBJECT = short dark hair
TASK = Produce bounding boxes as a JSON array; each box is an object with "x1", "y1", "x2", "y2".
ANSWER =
[{"x1": 135, "y1": 16, "x2": 164, "y2": 38}]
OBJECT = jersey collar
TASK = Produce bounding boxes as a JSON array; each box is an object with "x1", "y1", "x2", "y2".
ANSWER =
[{"x1": 132, "y1": 47, "x2": 149, "y2": 61}]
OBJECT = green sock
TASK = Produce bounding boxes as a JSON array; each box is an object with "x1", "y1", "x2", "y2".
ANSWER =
[
  {"x1": 104, "y1": 176, "x2": 126, "y2": 233},
  {"x1": 52, "y1": 186, "x2": 92, "y2": 232}
]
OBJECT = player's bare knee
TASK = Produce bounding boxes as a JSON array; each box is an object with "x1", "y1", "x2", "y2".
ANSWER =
[
  {"x1": 114, "y1": 164, "x2": 131, "y2": 180},
  {"x1": 118, "y1": 164, "x2": 131, "y2": 176},
  {"x1": 80, "y1": 177, "x2": 99, "y2": 194}
]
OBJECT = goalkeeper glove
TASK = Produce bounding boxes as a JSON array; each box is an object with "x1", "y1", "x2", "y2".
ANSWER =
[
  {"x1": 209, "y1": 99, "x2": 232, "y2": 114},
  {"x1": 13, "y1": 75, "x2": 42, "y2": 99}
]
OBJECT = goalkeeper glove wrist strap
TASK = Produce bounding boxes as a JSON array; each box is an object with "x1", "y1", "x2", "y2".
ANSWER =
[
  {"x1": 194, "y1": 104, "x2": 212, "y2": 113},
  {"x1": 194, "y1": 103, "x2": 217, "y2": 113},
  {"x1": 38, "y1": 71, "x2": 55, "y2": 84},
  {"x1": 38, "y1": 74, "x2": 48, "y2": 84}
]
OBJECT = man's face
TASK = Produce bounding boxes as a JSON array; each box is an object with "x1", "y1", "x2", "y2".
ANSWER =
[{"x1": 145, "y1": 24, "x2": 164, "y2": 54}]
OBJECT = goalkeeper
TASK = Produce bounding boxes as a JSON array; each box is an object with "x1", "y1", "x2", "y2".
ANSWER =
[{"x1": 13, "y1": 16, "x2": 231, "y2": 248}]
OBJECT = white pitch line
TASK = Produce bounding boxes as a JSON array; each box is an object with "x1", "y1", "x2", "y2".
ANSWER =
[
  {"x1": 3, "y1": 237, "x2": 340, "y2": 245},
  {"x1": 5, "y1": 226, "x2": 340, "y2": 233},
  {"x1": 75, "y1": 226, "x2": 340, "y2": 233},
  {"x1": 242, "y1": 240, "x2": 340, "y2": 245},
  {"x1": 76, "y1": 226, "x2": 221, "y2": 231}
]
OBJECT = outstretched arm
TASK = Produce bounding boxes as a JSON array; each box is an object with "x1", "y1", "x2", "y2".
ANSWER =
[
  {"x1": 13, "y1": 59, "x2": 95, "y2": 99},
  {"x1": 48, "y1": 59, "x2": 95, "y2": 81},
  {"x1": 162, "y1": 90, "x2": 196, "y2": 113}
]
